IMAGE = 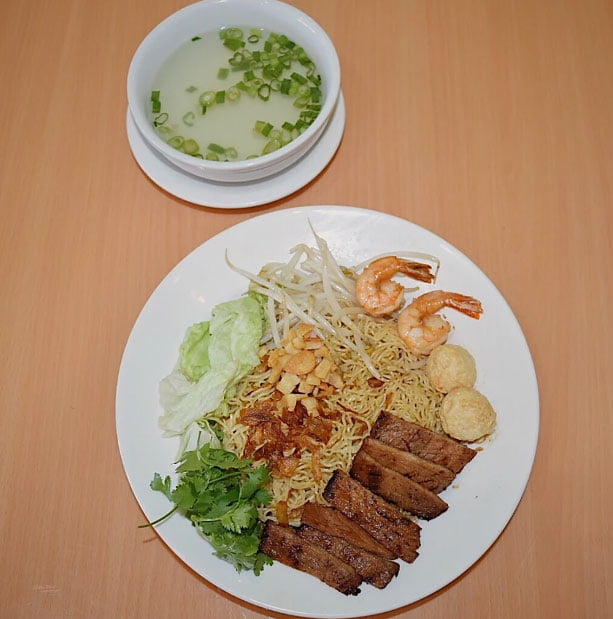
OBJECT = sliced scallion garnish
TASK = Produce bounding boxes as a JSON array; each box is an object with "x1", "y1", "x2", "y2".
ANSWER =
[
  {"x1": 262, "y1": 138, "x2": 281, "y2": 154},
  {"x1": 226, "y1": 86, "x2": 240, "y2": 102},
  {"x1": 198, "y1": 91, "x2": 216, "y2": 106},
  {"x1": 257, "y1": 84, "x2": 271, "y2": 101},
  {"x1": 153, "y1": 113, "x2": 168, "y2": 127},
  {"x1": 183, "y1": 139, "x2": 199, "y2": 154},
  {"x1": 168, "y1": 136, "x2": 184, "y2": 149},
  {"x1": 207, "y1": 143, "x2": 226, "y2": 154},
  {"x1": 182, "y1": 111, "x2": 195, "y2": 126}
]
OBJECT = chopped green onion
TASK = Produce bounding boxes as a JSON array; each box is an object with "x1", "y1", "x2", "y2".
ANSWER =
[
  {"x1": 182, "y1": 139, "x2": 199, "y2": 154},
  {"x1": 225, "y1": 147, "x2": 238, "y2": 159},
  {"x1": 153, "y1": 113, "x2": 168, "y2": 127},
  {"x1": 215, "y1": 90, "x2": 226, "y2": 104},
  {"x1": 224, "y1": 27, "x2": 244, "y2": 40},
  {"x1": 201, "y1": 104, "x2": 207, "y2": 115},
  {"x1": 280, "y1": 79, "x2": 292, "y2": 95},
  {"x1": 206, "y1": 152, "x2": 220, "y2": 161},
  {"x1": 282, "y1": 121, "x2": 294, "y2": 131},
  {"x1": 262, "y1": 138, "x2": 281, "y2": 154},
  {"x1": 224, "y1": 38, "x2": 245, "y2": 51},
  {"x1": 279, "y1": 54, "x2": 292, "y2": 68},
  {"x1": 257, "y1": 84, "x2": 271, "y2": 101},
  {"x1": 198, "y1": 91, "x2": 216, "y2": 106},
  {"x1": 254, "y1": 120, "x2": 274, "y2": 136},
  {"x1": 226, "y1": 86, "x2": 240, "y2": 102},
  {"x1": 167, "y1": 136, "x2": 184, "y2": 149},
  {"x1": 182, "y1": 111, "x2": 196, "y2": 126},
  {"x1": 288, "y1": 81, "x2": 300, "y2": 97},
  {"x1": 280, "y1": 128, "x2": 293, "y2": 145},
  {"x1": 191, "y1": 35, "x2": 201, "y2": 41},
  {"x1": 217, "y1": 67, "x2": 229, "y2": 79},
  {"x1": 294, "y1": 94, "x2": 309, "y2": 108},
  {"x1": 310, "y1": 87, "x2": 322, "y2": 102},
  {"x1": 248, "y1": 33, "x2": 260, "y2": 44},
  {"x1": 243, "y1": 69, "x2": 256, "y2": 82},
  {"x1": 152, "y1": 100, "x2": 161, "y2": 113},
  {"x1": 151, "y1": 90, "x2": 160, "y2": 102},
  {"x1": 229, "y1": 52, "x2": 245, "y2": 67},
  {"x1": 269, "y1": 129, "x2": 282, "y2": 140},
  {"x1": 207, "y1": 143, "x2": 226, "y2": 154},
  {"x1": 291, "y1": 72, "x2": 307, "y2": 85},
  {"x1": 236, "y1": 81, "x2": 249, "y2": 92},
  {"x1": 297, "y1": 51, "x2": 312, "y2": 66}
]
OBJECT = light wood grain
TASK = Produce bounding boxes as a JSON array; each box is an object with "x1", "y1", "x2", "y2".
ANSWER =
[{"x1": 1, "y1": 0, "x2": 611, "y2": 617}]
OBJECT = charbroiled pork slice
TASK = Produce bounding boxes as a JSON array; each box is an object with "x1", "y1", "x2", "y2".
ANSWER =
[
  {"x1": 300, "y1": 502, "x2": 395, "y2": 559},
  {"x1": 297, "y1": 524, "x2": 399, "y2": 589},
  {"x1": 361, "y1": 437, "x2": 455, "y2": 493},
  {"x1": 323, "y1": 470, "x2": 421, "y2": 563},
  {"x1": 260, "y1": 521, "x2": 362, "y2": 595},
  {"x1": 350, "y1": 450, "x2": 449, "y2": 520},
  {"x1": 371, "y1": 411, "x2": 476, "y2": 473}
]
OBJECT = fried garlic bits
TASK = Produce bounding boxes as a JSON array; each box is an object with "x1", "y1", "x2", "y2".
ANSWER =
[
  {"x1": 262, "y1": 323, "x2": 343, "y2": 398},
  {"x1": 440, "y1": 387, "x2": 496, "y2": 442},
  {"x1": 426, "y1": 344, "x2": 477, "y2": 393}
]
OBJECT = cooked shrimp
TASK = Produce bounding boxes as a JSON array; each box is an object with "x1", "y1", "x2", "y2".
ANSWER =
[
  {"x1": 355, "y1": 256, "x2": 434, "y2": 317},
  {"x1": 397, "y1": 291, "x2": 483, "y2": 356}
]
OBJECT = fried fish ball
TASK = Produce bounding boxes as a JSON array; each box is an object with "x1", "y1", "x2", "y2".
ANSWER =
[
  {"x1": 440, "y1": 387, "x2": 496, "y2": 442},
  {"x1": 426, "y1": 344, "x2": 477, "y2": 393}
]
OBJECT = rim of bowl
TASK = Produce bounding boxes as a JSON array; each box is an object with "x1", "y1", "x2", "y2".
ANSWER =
[{"x1": 127, "y1": 0, "x2": 341, "y2": 174}]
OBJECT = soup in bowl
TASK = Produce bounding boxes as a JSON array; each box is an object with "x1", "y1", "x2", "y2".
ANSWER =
[{"x1": 127, "y1": 0, "x2": 341, "y2": 183}]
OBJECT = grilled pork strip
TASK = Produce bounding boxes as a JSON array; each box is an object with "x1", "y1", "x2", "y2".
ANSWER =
[
  {"x1": 260, "y1": 521, "x2": 362, "y2": 595},
  {"x1": 371, "y1": 411, "x2": 476, "y2": 473},
  {"x1": 361, "y1": 437, "x2": 455, "y2": 493},
  {"x1": 300, "y1": 502, "x2": 395, "y2": 559},
  {"x1": 297, "y1": 524, "x2": 399, "y2": 589},
  {"x1": 350, "y1": 450, "x2": 449, "y2": 520},
  {"x1": 323, "y1": 470, "x2": 421, "y2": 563}
]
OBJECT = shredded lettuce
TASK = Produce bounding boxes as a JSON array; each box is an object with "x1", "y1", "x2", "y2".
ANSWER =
[{"x1": 158, "y1": 293, "x2": 265, "y2": 441}]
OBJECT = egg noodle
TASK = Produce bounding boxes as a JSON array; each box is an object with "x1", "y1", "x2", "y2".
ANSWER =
[{"x1": 218, "y1": 229, "x2": 443, "y2": 522}]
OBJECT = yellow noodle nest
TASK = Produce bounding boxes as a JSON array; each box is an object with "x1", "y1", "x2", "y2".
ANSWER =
[{"x1": 220, "y1": 315, "x2": 444, "y2": 523}]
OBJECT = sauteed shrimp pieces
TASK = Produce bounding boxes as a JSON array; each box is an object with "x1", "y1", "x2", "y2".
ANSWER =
[
  {"x1": 355, "y1": 256, "x2": 435, "y2": 317},
  {"x1": 398, "y1": 291, "x2": 483, "y2": 356}
]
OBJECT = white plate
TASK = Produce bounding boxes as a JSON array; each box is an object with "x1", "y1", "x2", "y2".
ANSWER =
[
  {"x1": 116, "y1": 205, "x2": 539, "y2": 618},
  {"x1": 126, "y1": 93, "x2": 345, "y2": 208}
]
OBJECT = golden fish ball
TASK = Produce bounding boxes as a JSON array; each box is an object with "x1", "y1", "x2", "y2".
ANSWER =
[
  {"x1": 426, "y1": 344, "x2": 477, "y2": 393},
  {"x1": 440, "y1": 387, "x2": 496, "y2": 442}
]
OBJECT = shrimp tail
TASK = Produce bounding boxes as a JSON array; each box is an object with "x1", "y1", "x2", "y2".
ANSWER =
[
  {"x1": 398, "y1": 261, "x2": 435, "y2": 283},
  {"x1": 445, "y1": 294, "x2": 483, "y2": 319}
]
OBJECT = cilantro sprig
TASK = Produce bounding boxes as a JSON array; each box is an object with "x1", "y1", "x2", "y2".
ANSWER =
[{"x1": 143, "y1": 444, "x2": 273, "y2": 575}]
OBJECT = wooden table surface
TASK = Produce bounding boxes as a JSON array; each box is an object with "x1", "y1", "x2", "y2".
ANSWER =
[{"x1": 1, "y1": 0, "x2": 611, "y2": 617}]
